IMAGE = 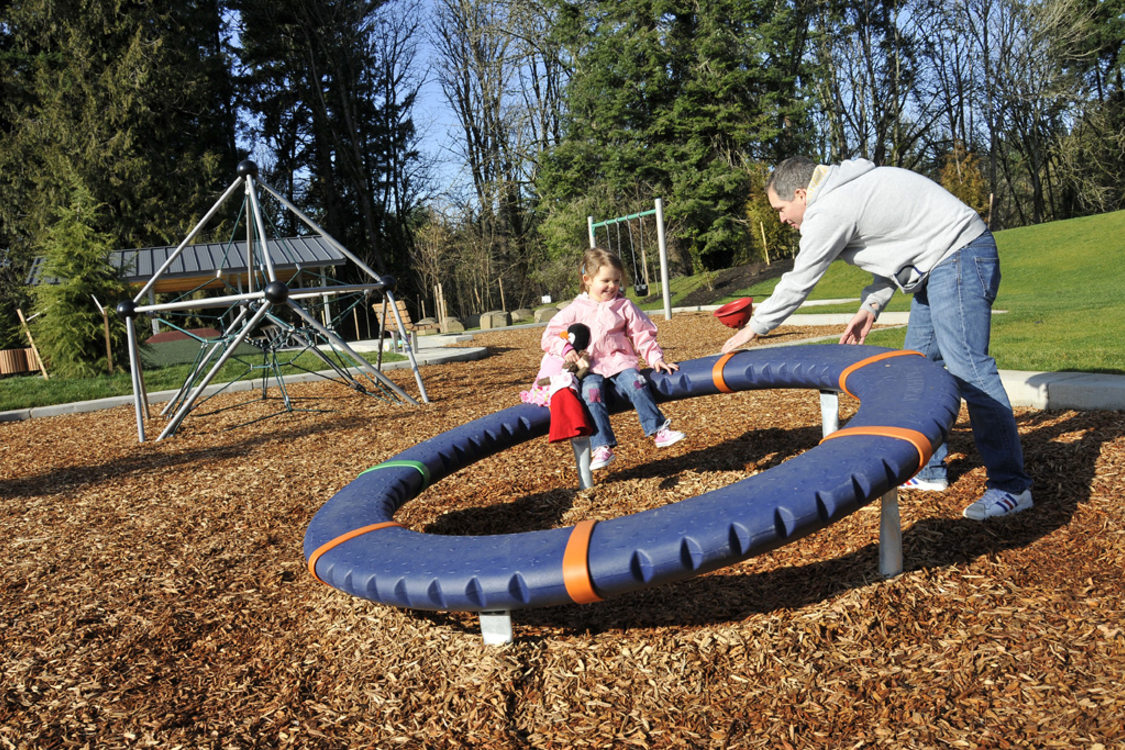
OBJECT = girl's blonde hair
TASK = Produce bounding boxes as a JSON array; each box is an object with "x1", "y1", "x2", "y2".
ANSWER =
[{"x1": 580, "y1": 247, "x2": 627, "y2": 290}]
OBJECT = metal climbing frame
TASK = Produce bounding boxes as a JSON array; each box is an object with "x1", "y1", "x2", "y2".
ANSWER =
[
  {"x1": 587, "y1": 198, "x2": 672, "y2": 320},
  {"x1": 118, "y1": 160, "x2": 429, "y2": 442}
]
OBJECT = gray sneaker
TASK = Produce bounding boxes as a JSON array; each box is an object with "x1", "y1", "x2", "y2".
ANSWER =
[{"x1": 962, "y1": 488, "x2": 1033, "y2": 520}]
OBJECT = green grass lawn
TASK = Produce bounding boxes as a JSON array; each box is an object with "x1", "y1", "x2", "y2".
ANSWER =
[
  {"x1": 652, "y1": 209, "x2": 1125, "y2": 374},
  {"x1": 4, "y1": 209, "x2": 1122, "y2": 411}
]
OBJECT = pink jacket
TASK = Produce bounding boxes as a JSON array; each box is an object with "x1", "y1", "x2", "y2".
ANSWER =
[{"x1": 542, "y1": 293, "x2": 665, "y2": 378}]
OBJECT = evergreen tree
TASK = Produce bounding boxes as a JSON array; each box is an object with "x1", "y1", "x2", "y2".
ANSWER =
[
  {"x1": 537, "y1": 0, "x2": 809, "y2": 272},
  {"x1": 0, "y1": 0, "x2": 237, "y2": 250},
  {"x1": 32, "y1": 181, "x2": 130, "y2": 378},
  {"x1": 0, "y1": 0, "x2": 238, "y2": 352},
  {"x1": 231, "y1": 0, "x2": 424, "y2": 279},
  {"x1": 1054, "y1": 0, "x2": 1125, "y2": 216}
]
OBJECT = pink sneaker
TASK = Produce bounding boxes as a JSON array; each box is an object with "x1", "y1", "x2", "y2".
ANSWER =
[
  {"x1": 654, "y1": 426, "x2": 685, "y2": 448},
  {"x1": 589, "y1": 445, "x2": 615, "y2": 470}
]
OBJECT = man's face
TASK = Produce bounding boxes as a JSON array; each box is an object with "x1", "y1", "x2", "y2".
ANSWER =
[{"x1": 767, "y1": 186, "x2": 808, "y2": 230}]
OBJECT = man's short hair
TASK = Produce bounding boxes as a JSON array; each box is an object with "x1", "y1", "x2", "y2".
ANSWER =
[{"x1": 767, "y1": 156, "x2": 818, "y2": 200}]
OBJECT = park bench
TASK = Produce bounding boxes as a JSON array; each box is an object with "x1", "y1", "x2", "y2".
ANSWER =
[{"x1": 372, "y1": 299, "x2": 441, "y2": 345}]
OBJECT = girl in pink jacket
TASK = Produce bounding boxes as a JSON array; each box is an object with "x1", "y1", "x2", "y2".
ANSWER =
[{"x1": 540, "y1": 248, "x2": 684, "y2": 470}]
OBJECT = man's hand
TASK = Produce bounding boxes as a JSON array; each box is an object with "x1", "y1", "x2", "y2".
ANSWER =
[
  {"x1": 839, "y1": 310, "x2": 875, "y2": 345},
  {"x1": 721, "y1": 326, "x2": 758, "y2": 353}
]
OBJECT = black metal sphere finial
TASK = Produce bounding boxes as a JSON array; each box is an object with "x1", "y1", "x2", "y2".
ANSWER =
[
  {"x1": 263, "y1": 281, "x2": 289, "y2": 303},
  {"x1": 115, "y1": 299, "x2": 137, "y2": 319},
  {"x1": 237, "y1": 159, "x2": 259, "y2": 178}
]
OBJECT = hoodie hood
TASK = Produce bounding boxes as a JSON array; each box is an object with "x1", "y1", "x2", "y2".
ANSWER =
[{"x1": 806, "y1": 158, "x2": 877, "y2": 208}]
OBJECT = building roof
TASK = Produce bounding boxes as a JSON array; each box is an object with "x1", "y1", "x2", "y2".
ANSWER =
[{"x1": 27, "y1": 235, "x2": 349, "y2": 294}]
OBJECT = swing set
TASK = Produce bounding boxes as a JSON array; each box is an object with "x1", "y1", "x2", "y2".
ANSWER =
[{"x1": 586, "y1": 198, "x2": 672, "y2": 320}]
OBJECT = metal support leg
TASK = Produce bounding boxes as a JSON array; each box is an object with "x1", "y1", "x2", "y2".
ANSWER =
[
  {"x1": 571, "y1": 437, "x2": 593, "y2": 490},
  {"x1": 879, "y1": 490, "x2": 903, "y2": 578},
  {"x1": 126, "y1": 318, "x2": 146, "y2": 443},
  {"x1": 820, "y1": 389, "x2": 903, "y2": 577},
  {"x1": 287, "y1": 300, "x2": 420, "y2": 405},
  {"x1": 158, "y1": 302, "x2": 275, "y2": 440},
  {"x1": 479, "y1": 610, "x2": 513, "y2": 644},
  {"x1": 819, "y1": 390, "x2": 839, "y2": 438}
]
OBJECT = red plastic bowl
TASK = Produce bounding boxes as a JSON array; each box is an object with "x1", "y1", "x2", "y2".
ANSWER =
[{"x1": 713, "y1": 297, "x2": 753, "y2": 328}]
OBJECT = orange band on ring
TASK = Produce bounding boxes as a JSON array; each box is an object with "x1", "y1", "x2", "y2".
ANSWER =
[
  {"x1": 712, "y1": 352, "x2": 737, "y2": 393},
  {"x1": 838, "y1": 350, "x2": 923, "y2": 398},
  {"x1": 562, "y1": 520, "x2": 602, "y2": 604},
  {"x1": 820, "y1": 426, "x2": 933, "y2": 473},
  {"x1": 308, "y1": 522, "x2": 402, "y2": 584}
]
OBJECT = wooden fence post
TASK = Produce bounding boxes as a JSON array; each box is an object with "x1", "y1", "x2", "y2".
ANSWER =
[{"x1": 16, "y1": 308, "x2": 48, "y2": 381}]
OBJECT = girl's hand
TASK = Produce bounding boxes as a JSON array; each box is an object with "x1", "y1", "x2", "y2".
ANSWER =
[
  {"x1": 653, "y1": 359, "x2": 679, "y2": 373},
  {"x1": 563, "y1": 350, "x2": 579, "y2": 364}
]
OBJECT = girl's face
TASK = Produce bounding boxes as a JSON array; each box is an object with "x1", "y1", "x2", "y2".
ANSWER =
[{"x1": 583, "y1": 263, "x2": 623, "y2": 303}]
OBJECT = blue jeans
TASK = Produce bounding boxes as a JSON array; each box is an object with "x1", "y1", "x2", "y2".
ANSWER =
[
  {"x1": 581, "y1": 368, "x2": 667, "y2": 450},
  {"x1": 903, "y1": 231, "x2": 1032, "y2": 493}
]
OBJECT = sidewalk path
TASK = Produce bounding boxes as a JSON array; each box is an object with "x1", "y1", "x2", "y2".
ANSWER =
[
  {"x1": 0, "y1": 334, "x2": 488, "y2": 422},
  {"x1": 2, "y1": 304, "x2": 1122, "y2": 422}
]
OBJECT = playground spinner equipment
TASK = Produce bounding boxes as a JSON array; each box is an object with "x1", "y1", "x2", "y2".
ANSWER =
[
  {"x1": 304, "y1": 344, "x2": 960, "y2": 643},
  {"x1": 116, "y1": 160, "x2": 428, "y2": 442}
]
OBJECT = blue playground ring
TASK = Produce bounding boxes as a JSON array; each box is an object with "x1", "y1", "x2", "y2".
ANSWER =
[{"x1": 304, "y1": 345, "x2": 960, "y2": 612}]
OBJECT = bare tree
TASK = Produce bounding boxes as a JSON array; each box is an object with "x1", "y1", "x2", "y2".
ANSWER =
[
  {"x1": 371, "y1": 0, "x2": 429, "y2": 254},
  {"x1": 991, "y1": 0, "x2": 1096, "y2": 223},
  {"x1": 808, "y1": 0, "x2": 940, "y2": 166},
  {"x1": 410, "y1": 206, "x2": 455, "y2": 316},
  {"x1": 920, "y1": 0, "x2": 1097, "y2": 226},
  {"x1": 428, "y1": 0, "x2": 563, "y2": 313}
]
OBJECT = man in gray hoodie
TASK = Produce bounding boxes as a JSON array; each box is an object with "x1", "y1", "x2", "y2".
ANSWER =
[{"x1": 722, "y1": 156, "x2": 1033, "y2": 520}]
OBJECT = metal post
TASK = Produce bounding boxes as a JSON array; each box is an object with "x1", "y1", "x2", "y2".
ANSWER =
[
  {"x1": 132, "y1": 176, "x2": 243, "y2": 302},
  {"x1": 587, "y1": 215, "x2": 596, "y2": 248},
  {"x1": 287, "y1": 301, "x2": 420, "y2": 405},
  {"x1": 879, "y1": 490, "x2": 904, "y2": 577},
  {"x1": 571, "y1": 437, "x2": 594, "y2": 490},
  {"x1": 157, "y1": 302, "x2": 276, "y2": 440},
  {"x1": 654, "y1": 198, "x2": 671, "y2": 320},
  {"x1": 126, "y1": 317, "x2": 146, "y2": 442},
  {"x1": 161, "y1": 306, "x2": 250, "y2": 417},
  {"x1": 819, "y1": 390, "x2": 840, "y2": 437},
  {"x1": 246, "y1": 175, "x2": 278, "y2": 283},
  {"x1": 820, "y1": 389, "x2": 903, "y2": 577},
  {"x1": 479, "y1": 610, "x2": 513, "y2": 645},
  {"x1": 383, "y1": 291, "x2": 429, "y2": 403}
]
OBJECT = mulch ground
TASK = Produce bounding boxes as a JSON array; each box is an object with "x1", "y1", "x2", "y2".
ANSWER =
[{"x1": 2, "y1": 313, "x2": 1123, "y2": 749}]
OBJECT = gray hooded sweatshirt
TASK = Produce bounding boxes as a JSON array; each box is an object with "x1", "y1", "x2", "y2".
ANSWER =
[{"x1": 748, "y1": 158, "x2": 988, "y2": 336}]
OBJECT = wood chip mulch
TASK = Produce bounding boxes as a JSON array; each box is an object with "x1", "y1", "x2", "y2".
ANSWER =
[{"x1": 2, "y1": 313, "x2": 1123, "y2": 749}]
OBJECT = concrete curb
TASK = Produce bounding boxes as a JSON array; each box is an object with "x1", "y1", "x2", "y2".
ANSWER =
[
  {"x1": 998, "y1": 370, "x2": 1125, "y2": 412},
  {"x1": 0, "y1": 341, "x2": 489, "y2": 422}
]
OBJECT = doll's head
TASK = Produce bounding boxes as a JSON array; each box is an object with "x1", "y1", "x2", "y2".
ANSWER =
[{"x1": 565, "y1": 323, "x2": 591, "y2": 352}]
